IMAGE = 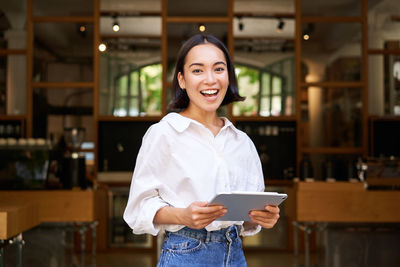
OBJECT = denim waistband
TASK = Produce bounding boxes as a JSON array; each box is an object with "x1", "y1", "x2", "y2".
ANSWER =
[{"x1": 166, "y1": 225, "x2": 240, "y2": 243}]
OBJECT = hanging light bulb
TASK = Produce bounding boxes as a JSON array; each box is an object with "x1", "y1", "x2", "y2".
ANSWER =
[
  {"x1": 276, "y1": 19, "x2": 285, "y2": 33},
  {"x1": 199, "y1": 24, "x2": 206, "y2": 32},
  {"x1": 79, "y1": 25, "x2": 86, "y2": 32},
  {"x1": 99, "y1": 43, "x2": 107, "y2": 52},
  {"x1": 112, "y1": 15, "x2": 120, "y2": 32},
  {"x1": 113, "y1": 22, "x2": 120, "y2": 32},
  {"x1": 238, "y1": 17, "x2": 244, "y2": 31}
]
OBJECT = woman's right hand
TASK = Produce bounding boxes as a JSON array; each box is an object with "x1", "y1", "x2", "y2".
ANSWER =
[{"x1": 180, "y1": 201, "x2": 227, "y2": 229}]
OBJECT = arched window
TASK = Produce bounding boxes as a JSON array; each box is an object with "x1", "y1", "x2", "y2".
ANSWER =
[
  {"x1": 233, "y1": 57, "x2": 295, "y2": 117},
  {"x1": 113, "y1": 63, "x2": 162, "y2": 116}
]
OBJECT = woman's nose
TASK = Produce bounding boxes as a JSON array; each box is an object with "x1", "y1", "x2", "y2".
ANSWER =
[{"x1": 204, "y1": 70, "x2": 216, "y2": 84}]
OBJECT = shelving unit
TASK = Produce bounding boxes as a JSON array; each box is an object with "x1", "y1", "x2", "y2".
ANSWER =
[{"x1": 294, "y1": 0, "x2": 370, "y2": 180}]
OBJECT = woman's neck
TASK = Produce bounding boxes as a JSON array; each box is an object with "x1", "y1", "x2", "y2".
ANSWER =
[{"x1": 180, "y1": 107, "x2": 224, "y2": 136}]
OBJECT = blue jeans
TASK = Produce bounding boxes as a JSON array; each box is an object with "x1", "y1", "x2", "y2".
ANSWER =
[{"x1": 157, "y1": 225, "x2": 247, "y2": 267}]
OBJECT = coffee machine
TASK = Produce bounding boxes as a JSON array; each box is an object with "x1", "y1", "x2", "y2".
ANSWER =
[{"x1": 60, "y1": 127, "x2": 87, "y2": 189}]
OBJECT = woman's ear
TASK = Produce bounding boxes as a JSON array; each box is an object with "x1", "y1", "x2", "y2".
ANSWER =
[{"x1": 177, "y1": 72, "x2": 185, "y2": 90}]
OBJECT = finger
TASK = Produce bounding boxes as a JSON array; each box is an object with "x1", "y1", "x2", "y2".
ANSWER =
[
  {"x1": 249, "y1": 213, "x2": 279, "y2": 224},
  {"x1": 191, "y1": 208, "x2": 226, "y2": 221},
  {"x1": 198, "y1": 205, "x2": 226, "y2": 214},
  {"x1": 250, "y1": 209, "x2": 279, "y2": 218},
  {"x1": 250, "y1": 217, "x2": 276, "y2": 229},
  {"x1": 200, "y1": 209, "x2": 227, "y2": 220},
  {"x1": 193, "y1": 216, "x2": 221, "y2": 228},
  {"x1": 264, "y1": 205, "x2": 280, "y2": 214},
  {"x1": 193, "y1": 201, "x2": 209, "y2": 207},
  {"x1": 250, "y1": 212, "x2": 280, "y2": 221}
]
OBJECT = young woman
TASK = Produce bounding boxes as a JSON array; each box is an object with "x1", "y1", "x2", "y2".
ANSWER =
[{"x1": 123, "y1": 34, "x2": 280, "y2": 266}]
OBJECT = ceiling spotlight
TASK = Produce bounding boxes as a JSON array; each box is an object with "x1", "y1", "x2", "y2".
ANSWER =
[
  {"x1": 276, "y1": 19, "x2": 285, "y2": 33},
  {"x1": 77, "y1": 24, "x2": 87, "y2": 38},
  {"x1": 79, "y1": 25, "x2": 86, "y2": 32},
  {"x1": 302, "y1": 23, "x2": 314, "y2": 41},
  {"x1": 238, "y1": 17, "x2": 244, "y2": 31},
  {"x1": 99, "y1": 43, "x2": 107, "y2": 52},
  {"x1": 112, "y1": 15, "x2": 120, "y2": 32},
  {"x1": 199, "y1": 24, "x2": 206, "y2": 32},
  {"x1": 113, "y1": 22, "x2": 120, "y2": 32}
]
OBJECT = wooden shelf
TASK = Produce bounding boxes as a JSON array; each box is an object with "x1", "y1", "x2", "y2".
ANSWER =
[
  {"x1": 368, "y1": 49, "x2": 400, "y2": 55},
  {"x1": 166, "y1": 16, "x2": 230, "y2": 23},
  {"x1": 301, "y1": 16, "x2": 362, "y2": 23},
  {"x1": 32, "y1": 16, "x2": 95, "y2": 23},
  {"x1": 265, "y1": 179, "x2": 294, "y2": 187},
  {"x1": 233, "y1": 116, "x2": 297, "y2": 122},
  {"x1": 300, "y1": 81, "x2": 364, "y2": 88},
  {"x1": 0, "y1": 49, "x2": 27, "y2": 56},
  {"x1": 32, "y1": 82, "x2": 94, "y2": 88},
  {"x1": 302, "y1": 147, "x2": 363, "y2": 154},
  {"x1": 234, "y1": 12, "x2": 294, "y2": 19},
  {"x1": 369, "y1": 115, "x2": 400, "y2": 121},
  {"x1": 101, "y1": 34, "x2": 161, "y2": 39},
  {"x1": 97, "y1": 115, "x2": 162, "y2": 122},
  {"x1": 0, "y1": 115, "x2": 26, "y2": 121}
]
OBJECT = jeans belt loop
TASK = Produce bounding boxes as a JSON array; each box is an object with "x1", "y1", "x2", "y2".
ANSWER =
[{"x1": 205, "y1": 230, "x2": 211, "y2": 243}]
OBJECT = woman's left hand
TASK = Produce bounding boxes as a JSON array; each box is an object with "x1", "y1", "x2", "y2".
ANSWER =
[{"x1": 249, "y1": 205, "x2": 280, "y2": 229}]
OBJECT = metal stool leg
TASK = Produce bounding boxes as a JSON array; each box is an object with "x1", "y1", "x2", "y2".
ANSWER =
[
  {"x1": 0, "y1": 240, "x2": 4, "y2": 267},
  {"x1": 304, "y1": 223, "x2": 310, "y2": 267},
  {"x1": 78, "y1": 224, "x2": 87, "y2": 267},
  {"x1": 90, "y1": 222, "x2": 98, "y2": 267}
]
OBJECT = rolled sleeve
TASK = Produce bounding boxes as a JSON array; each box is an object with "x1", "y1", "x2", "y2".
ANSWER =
[
  {"x1": 123, "y1": 124, "x2": 172, "y2": 236},
  {"x1": 123, "y1": 193, "x2": 169, "y2": 236},
  {"x1": 240, "y1": 223, "x2": 262, "y2": 236}
]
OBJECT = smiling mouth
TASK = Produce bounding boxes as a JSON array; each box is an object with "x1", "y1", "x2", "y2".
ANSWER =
[{"x1": 200, "y1": 89, "x2": 219, "y2": 97}]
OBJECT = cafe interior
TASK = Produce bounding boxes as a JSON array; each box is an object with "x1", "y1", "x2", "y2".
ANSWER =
[{"x1": 1, "y1": 0, "x2": 400, "y2": 266}]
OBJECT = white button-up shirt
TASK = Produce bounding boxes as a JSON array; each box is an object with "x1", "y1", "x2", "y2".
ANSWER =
[{"x1": 123, "y1": 112, "x2": 265, "y2": 236}]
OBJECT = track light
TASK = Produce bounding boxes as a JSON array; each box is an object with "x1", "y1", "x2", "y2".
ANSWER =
[
  {"x1": 77, "y1": 24, "x2": 86, "y2": 38},
  {"x1": 302, "y1": 23, "x2": 314, "y2": 41},
  {"x1": 238, "y1": 17, "x2": 244, "y2": 31},
  {"x1": 199, "y1": 24, "x2": 206, "y2": 32},
  {"x1": 99, "y1": 43, "x2": 107, "y2": 52},
  {"x1": 79, "y1": 25, "x2": 86, "y2": 33},
  {"x1": 112, "y1": 15, "x2": 120, "y2": 32},
  {"x1": 113, "y1": 22, "x2": 120, "y2": 32},
  {"x1": 276, "y1": 19, "x2": 285, "y2": 33}
]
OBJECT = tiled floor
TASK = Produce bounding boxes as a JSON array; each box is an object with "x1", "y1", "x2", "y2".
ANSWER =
[{"x1": 90, "y1": 251, "x2": 315, "y2": 267}]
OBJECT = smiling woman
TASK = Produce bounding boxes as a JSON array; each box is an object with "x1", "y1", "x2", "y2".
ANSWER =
[{"x1": 123, "y1": 34, "x2": 281, "y2": 267}]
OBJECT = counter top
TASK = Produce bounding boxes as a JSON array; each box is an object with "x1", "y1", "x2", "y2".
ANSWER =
[
  {"x1": 295, "y1": 181, "x2": 400, "y2": 223},
  {"x1": 0, "y1": 190, "x2": 96, "y2": 222},
  {"x1": 0, "y1": 201, "x2": 39, "y2": 239}
]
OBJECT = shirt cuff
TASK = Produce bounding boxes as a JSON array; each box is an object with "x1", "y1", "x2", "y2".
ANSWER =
[
  {"x1": 131, "y1": 199, "x2": 169, "y2": 236},
  {"x1": 239, "y1": 223, "x2": 262, "y2": 236}
]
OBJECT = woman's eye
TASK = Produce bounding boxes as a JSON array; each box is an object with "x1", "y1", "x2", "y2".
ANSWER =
[
  {"x1": 215, "y1": 67, "x2": 225, "y2": 72},
  {"x1": 192, "y1": 69, "x2": 202, "y2": 73}
]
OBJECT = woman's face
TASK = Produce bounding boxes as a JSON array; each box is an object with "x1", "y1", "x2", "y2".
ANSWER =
[{"x1": 178, "y1": 43, "x2": 229, "y2": 114}]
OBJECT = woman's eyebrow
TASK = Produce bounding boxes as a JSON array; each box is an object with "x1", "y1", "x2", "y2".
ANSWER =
[
  {"x1": 188, "y1": 62, "x2": 203, "y2": 68},
  {"x1": 214, "y1": 61, "x2": 227, "y2": 66},
  {"x1": 188, "y1": 61, "x2": 226, "y2": 68}
]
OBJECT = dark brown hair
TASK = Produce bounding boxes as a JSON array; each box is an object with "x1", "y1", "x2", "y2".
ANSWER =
[{"x1": 168, "y1": 34, "x2": 245, "y2": 110}]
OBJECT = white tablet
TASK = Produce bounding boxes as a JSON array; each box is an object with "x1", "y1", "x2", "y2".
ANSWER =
[{"x1": 209, "y1": 191, "x2": 288, "y2": 221}]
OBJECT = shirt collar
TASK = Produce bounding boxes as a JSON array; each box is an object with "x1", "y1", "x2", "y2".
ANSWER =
[{"x1": 162, "y1": 112, "x2": 240, "y2": 136}]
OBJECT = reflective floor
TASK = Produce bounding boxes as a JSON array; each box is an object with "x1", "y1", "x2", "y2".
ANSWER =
[{"x1": 91, "y1": 251, "x2": 316, "y2": 267}]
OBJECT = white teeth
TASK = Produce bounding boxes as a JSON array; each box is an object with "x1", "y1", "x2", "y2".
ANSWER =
[{"x1": 201, "y1": 89, "x2": 218, "y2": 95}]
